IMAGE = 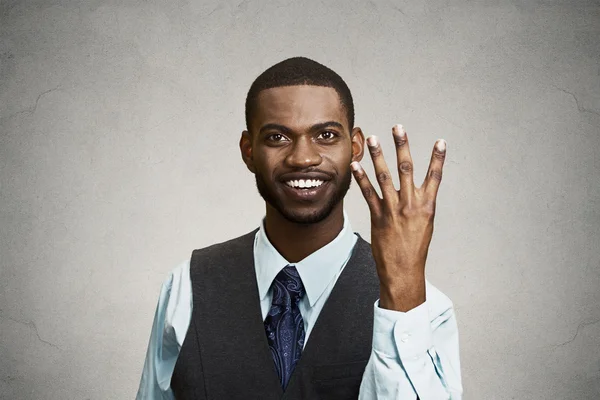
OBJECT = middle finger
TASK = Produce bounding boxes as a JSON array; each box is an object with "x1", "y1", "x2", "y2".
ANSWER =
[{"x1": 392, "y1": 124, "x2": 415, "y2": 202}]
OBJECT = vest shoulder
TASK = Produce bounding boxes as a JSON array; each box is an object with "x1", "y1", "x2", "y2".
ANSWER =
[
  {"x1": 191, "y1": 228, "x2": 259, "y2": 254},
  {"x1": 188, "y1": 228, "x2": 258, "y2": 275}
]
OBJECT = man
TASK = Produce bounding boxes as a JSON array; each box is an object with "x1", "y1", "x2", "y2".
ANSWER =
[{"x1": 136, "y1": 57, "x2": 462, "y2": 399}]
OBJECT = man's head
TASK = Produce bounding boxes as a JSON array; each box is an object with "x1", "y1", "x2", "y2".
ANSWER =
[
  {"x1": 240, "y1": 57, "x2": 365, "y2": 225},
  {"x1": 245, "y1": 57, "x2": 355, "y2": 132}
]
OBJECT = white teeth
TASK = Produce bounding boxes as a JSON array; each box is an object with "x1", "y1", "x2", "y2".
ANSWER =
[{"x1": 285, "y1": 179, "x2": 324, "y2": 188}]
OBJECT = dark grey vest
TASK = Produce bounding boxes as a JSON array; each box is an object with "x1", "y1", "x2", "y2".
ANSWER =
[{"x1": 171, "y1": 228, "x2": 380, "y2": 400}]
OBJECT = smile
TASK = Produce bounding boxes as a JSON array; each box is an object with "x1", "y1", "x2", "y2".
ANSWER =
[
  {"x1": 281, "y1": 180, "x2": 329, "y2": 201},
  {"x1": 285, "y1": 179, "x2": 324, "y2": 189}
]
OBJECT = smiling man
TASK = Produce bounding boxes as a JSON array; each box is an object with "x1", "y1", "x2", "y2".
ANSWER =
[{"x1": 136, "y1": 57, "x2": 463, "y2": 399}]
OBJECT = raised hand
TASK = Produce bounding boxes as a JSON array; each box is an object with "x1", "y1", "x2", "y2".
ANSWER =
[{"x1": 350, "y1": 124, "x2": 446, "y2": 312}]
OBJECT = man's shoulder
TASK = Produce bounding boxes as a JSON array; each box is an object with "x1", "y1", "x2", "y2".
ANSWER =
[
  {"x1": 185, "y1": 228, "x2": 260, "y2": 275},
  {"x1": 160, "y1": 228, "x2": 260, "y2": 291},
  {"x1": 191, "y1": 227, "x2": 260, "y2": 254}
]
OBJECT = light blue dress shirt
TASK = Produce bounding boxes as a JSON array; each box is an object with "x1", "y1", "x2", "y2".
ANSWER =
[{"x1": 136, "y1": 211, "x2": 463, "y2": 399}]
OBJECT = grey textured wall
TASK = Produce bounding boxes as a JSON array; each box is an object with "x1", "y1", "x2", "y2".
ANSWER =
[{"x1": 1, "y1": 0, "x2": 599, "y2": 399}]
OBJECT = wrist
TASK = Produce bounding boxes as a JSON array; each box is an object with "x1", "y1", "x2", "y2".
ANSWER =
[{"x1": 379, "y1": 275, "x2": 426, "y2": 312}]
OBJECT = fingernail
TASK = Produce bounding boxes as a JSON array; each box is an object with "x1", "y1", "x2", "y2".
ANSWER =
[
  {"x1": 394, "y1": 124, "x2": 406, "y2": 138},
  {"x1": 350, "y1": 161, "x2": 361, "y2": 171},
  {"x1": 367, "y1": 136, "x2": 378, "y2": 146},
  {"x1": 436, "y1": 139, "x2": 446, "y2": 152}
]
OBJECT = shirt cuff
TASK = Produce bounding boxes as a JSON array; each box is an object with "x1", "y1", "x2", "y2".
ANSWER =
[{"x1": 372, "y1": 299, "x2": 433, "y2": 360}]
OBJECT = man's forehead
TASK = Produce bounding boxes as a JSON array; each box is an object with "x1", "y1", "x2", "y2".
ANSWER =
[{"x1": 254, "y1": 85, "x2": 346, "y2": 129}]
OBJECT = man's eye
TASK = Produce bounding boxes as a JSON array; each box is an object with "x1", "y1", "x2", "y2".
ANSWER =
[
  {"x1": 267, "y1": 133, "x2": 287, "y2": 142},
  {"x1": 318, "y1": 131, "x2": 338, "y2": 140}
]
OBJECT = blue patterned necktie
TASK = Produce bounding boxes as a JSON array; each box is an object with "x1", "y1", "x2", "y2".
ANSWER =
[{"x1": 264, "y1": 265, "x2": 306, "y2": 391}]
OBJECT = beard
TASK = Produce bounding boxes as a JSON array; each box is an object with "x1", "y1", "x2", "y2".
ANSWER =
[{"x1": 254, "y1": 168, "x2": 352, "y2": 225}]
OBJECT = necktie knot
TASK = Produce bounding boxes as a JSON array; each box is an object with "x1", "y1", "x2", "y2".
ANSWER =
[{"x1": 271, "y1": 265, "x2": 305, "y2": 307}]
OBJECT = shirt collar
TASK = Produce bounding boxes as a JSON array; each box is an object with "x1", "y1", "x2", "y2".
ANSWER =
[{"x1": 254, "y1": 209, "x2": 356, "y2": 307}]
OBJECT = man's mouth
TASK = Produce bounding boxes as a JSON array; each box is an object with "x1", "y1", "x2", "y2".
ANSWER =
[
  {"x1": 281, "y1": 179, "x2": 330, "y2": 201},
  {"x1": 284, "y1": 179, "x2": 325, "y2": 189}
]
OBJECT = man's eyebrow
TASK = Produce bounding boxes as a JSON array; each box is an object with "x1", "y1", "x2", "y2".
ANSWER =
[
  {"x1": 259, "y1": 121, "x2": 344, "y2": 135},
  {"x1": 259, "y1": 123, "x2": 292, "y2": 135},
  {"x1": 310, "y1": 121, "x2": 344, "y2": 131}
]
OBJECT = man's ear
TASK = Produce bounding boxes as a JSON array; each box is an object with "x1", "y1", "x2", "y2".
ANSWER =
[
  {"x1": 350, "y1": 127, "x2": 365, "y2": 163},
  {"x1": 240, "y1": 130, "x2": 256, "y2": 173}
]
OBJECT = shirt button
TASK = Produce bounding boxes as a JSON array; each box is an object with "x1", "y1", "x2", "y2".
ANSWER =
[{"x1": 400, "y1": 332, "x2": 411, "y2": 343}]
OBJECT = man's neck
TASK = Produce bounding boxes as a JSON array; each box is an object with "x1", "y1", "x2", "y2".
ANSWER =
[{"x1": 263, "y1": 204, "x2": 345, "y2": 263}]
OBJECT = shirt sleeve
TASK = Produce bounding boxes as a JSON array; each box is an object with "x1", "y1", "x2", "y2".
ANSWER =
[
  {"x1": 359, "y1": 280, "x2": 463, "y2": 400},
  {"x1": 136, "y1": 260, "x2": 192, "y2": 400}
]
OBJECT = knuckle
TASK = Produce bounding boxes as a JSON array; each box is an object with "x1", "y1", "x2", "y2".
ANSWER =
[
  {"x1": 429, "y1": 169, "x2": 443, "y2": 181},
  {"x1": 394, "y1": 137, "x2": 407, "y2": 147},
  {"x1": 400, "y1": 202, "x2": 436, "y2": 219},
  {"x1": 399, "y1": 161, "x2": 413, "y2": 174},
  {"x1": 423, "y1": 201, "x2": 436, "y2": 217},
  {"x1": 376, "y1": 171, "x2": 390, "y2": 183},
  {"x1": 400, "y1": 205, "x2": 415, "y2": 218},
  {"x1": 433, "y1": 151, "x2": 446, "y2": 161},
  {"x1": 369, "y1": 147, "x2": 382, "y2": 157},
  {"x1": 362, "y1": 186, "x2": 374, "y2": 198}
]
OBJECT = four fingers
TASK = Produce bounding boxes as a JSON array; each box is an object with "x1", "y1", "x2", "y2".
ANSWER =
[{"x1": 351, "y1": 124, "x2": 447, "y2": 213}]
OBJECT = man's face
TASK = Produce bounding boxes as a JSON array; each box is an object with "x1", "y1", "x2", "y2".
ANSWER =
[{"x1": 241, "y1": 85, "x2": 363, "y2": 224}]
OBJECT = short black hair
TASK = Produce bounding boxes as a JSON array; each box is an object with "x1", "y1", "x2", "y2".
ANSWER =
[{"x1": 245, "y1": 57, "x2": 355, "y2": 132}]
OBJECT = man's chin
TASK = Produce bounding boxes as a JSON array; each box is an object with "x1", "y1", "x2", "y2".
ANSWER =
[{"x1": 276, "y1": 206, "x2": 333, "y2": 225}]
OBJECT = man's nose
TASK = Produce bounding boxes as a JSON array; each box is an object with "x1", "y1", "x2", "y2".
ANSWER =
[{"x1": 285, "y1": 137, "x2": 322, "y2": 168}]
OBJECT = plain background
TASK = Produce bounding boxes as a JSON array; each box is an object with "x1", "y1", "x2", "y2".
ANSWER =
[{"x1": 1, "y1": 0, "x2": 599, "y2": 399}]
